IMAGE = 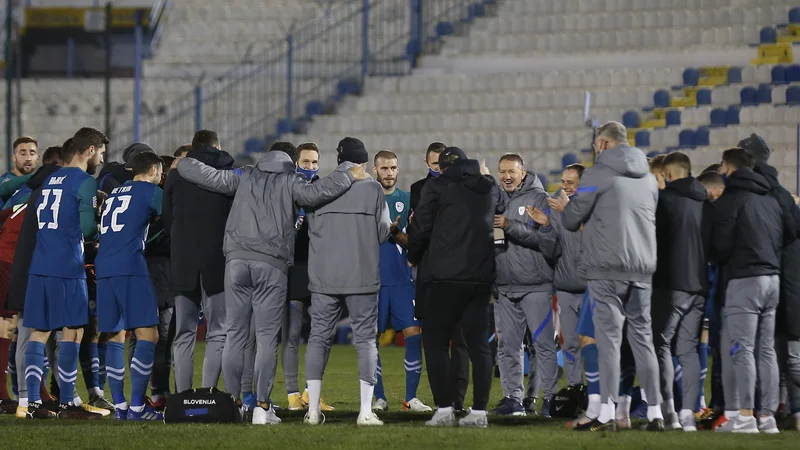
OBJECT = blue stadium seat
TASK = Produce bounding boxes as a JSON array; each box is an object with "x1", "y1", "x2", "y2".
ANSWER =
[
  {"x1": 760, "y1": 27, "x2": 778, "y2": 44},
  {"x1": 695, "y1": 127, "x2": 710, "y2": 146},
  {"x1": 790, "y1": 7, "x2": 800, "y2": 24},
  {"x1": 561, "y1": 152, "x2": 578, "y2": 168},
  {"x1": 757, "y1": 84, "x2": 772, "y2": 104},
  {"x1": 336, "y1": 78, "x2": 361, "y2": 96},
  {"x1": 725, "y1": 105, "x2": 740, "y2": 125},
  {"x1": 305, "y1": 100, "x2": 324, "y2": 117},
  {"x1": 646, "y1": 151, "x2": 661, "y2": 158},
  {"x1": 683, "y1": 68, "x2": 700, "y2": 86},
  {"x1": 740, "y1": 86, "x2": 758, "y2": 106},
  {"x1": 787, "y1": 86, "x2": 800, "y2": 105},
  {"x1": 771, "y1": 65, "x2": 787, "y2": 84},
  {"x1": 654, "y1": 90, "x2": 671, "y2": 108},
  {"x1": 635, "y1": 130, "x2": 651, "y2": 148},
  {"x1": 244, "y1": 137, "x2": 265, "y2": 154},
  {"x1": 277, "y1": 119, "x2": 294, "y2": 135},
  {"x1": 468, "y1": 3, "x2": 485, "y2": 19},
  {"x1": 727, "y1": 67, "x2": 742, "y2": 84},
  {"x1": 710, "y1": 108, "x2": 726, "y2": 127},
  {"x1": 436, "y1": 21, "x2": 455, "y2": 37},
  {"x1": 666, "y1": 109, "x2": 681, "y2": 126},
  {"x1": 537, "y1": 174, "x2": 547, "y2": 188},
  {"x1": 622, "y1": 110, "x2": 641, "y2": 128},
  {"x1": 696, "y1": 88, "x2": 712, "y2": 105},
  {"x1": 679, "y1": 129, "x2": 696, "y2": 148},
  {"x1": 786, "y1": 65, "x2": 800, "y2": 83}
]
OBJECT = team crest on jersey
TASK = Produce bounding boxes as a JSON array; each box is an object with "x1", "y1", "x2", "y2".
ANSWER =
[
  {"x1": 395, "y1": 201, "x2": 405, "y2": 213},
  {"x1": 518, "y1": 206, "x2": 525, "y2": 215}
]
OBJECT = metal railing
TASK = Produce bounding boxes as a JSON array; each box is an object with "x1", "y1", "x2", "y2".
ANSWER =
[{"x1": 113, "y1": 0, "x2": 486, "y2": 160}]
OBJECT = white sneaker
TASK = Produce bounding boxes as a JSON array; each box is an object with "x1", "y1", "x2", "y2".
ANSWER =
[
  {"x1": 304, "y1": 410, "x2": 324, "y2": 425},
  {"x1": 758, "y1": 416, "x2": 779, "y2": 434},
  {"x1": 372, "y1": 398, "x2": 388, "y2": 412},
  {"x1": 404, "y1": 398, "x2": 433, "y2": 412},
  {"x1": 426, "y1": 408, "x2": 456, "y2": 427},
  {"x1": 680, "y1": 412, "x2": 697, "y2": 432},
  {"x1": 458, "y1": 411, "x2": 488, "y2": 428},
  {"x1": 728, "y1": 415, "x2": 759, "y2": 434},
  {"x1": 252, "y1": 406, "x2": 281, "y2": 425},
  {"x1": 664, "y1": 412, "x2": 682, "y2": 430},
  {"x1": 357, "y1": 411, "x2": 384, "y2": 426}
]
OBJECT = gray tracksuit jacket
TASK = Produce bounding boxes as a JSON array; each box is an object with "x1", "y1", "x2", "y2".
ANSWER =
[
  {"x1": 306, "y1": 174, "x2": 392, "y2": 295},
  {"x1": 495, "y1": 175, "x2": 555, "y2": 295},
  {"x1": 561, "y1": 144, "x2": 658, "y2": 283},
  {"x1": 176, "y1": 151, "x2": 355, "y2": 274},
  {"x1": 538, "y1": 197, "x2": 586, "y2": 293}
]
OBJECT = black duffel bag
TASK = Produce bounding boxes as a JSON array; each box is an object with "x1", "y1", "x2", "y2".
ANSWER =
[
  {"x1": 549, "y1": 384, "x2": 588, "y2": 418},
  {"x1": 164, "y1": 387, "x2": 241, "y2": 424}
]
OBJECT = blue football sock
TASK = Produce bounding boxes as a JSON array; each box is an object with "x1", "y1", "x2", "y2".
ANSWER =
[
  {"x1": 243, "y1": 392, "x2": 256, "y2": 408},
  {"x1": 130, "y1": 340, "x2": 155, "y2": 408},
  {"x1": 582, "y1": 343, "x2": 600, "y2": 396},
  {"x1": 97, "y1": 342, "x2": 107, "y2": 391},
  {"x1": 24, "y1": 341, "x2": 46, "y2": 403},
  {"x1": 79, "y1": 341, "x2": 100, "y2": 393},
  {"x1": 697, "y1": 342, "x2": 709, "y2": 410},
  {"x1": 42, "y1": 355, "x2": 50, "y2": 391},
  {"x1": 672, "y1": 356, "x2": 683, "y2": 411},
  {"x1": 374, "y1": 353, "x2": 386, "y2": 401},
  {"x1": 106, "y1": 342, "x2": 127, "y2": 407},
  {"x1": 9, "y1": 339, "x2": 18, "y2": 398},
  {"x1": 57, "y1": 341, "x2": 80, "y2": 405},
  {"x1": 404, "y1": 334, "x2": 423, "y2": 402}
]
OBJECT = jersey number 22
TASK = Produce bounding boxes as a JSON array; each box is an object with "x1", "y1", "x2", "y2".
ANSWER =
[{"x1": 100, "y1": 195, "x2": 132, "y2": 234}]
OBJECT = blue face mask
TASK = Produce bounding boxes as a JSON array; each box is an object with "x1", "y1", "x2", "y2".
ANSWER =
[
  {"x1": 429, "y1": 168, "x2": 440, "y2": 178},
  {"x1": 721, "y1": 173, "x2": 728, "y2": 184},
  {"x1": 297, "y1": 167, "x2": 319, "y2": 181}
]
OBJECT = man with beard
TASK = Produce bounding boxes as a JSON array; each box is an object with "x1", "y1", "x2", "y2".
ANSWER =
[
  {"x1": 1, "y1": 137, "x2": 39, "y2": 187},
  {"x1": 371, "y1": 150, "x2": 431, "y2": 413},
  {"x1": 22, "y1": 127, "x2": 107, "y2": 419}
]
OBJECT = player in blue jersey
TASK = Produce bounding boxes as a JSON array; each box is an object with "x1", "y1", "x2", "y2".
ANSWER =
[
  {"x1": 22, "y1": 127, "x2": 106, "y2": 419},
  {"x1": 95, "y1": 151, "x2": 164, "y2": 421},
  {"x1": 371, "y1": 150, "x2": 431, "y2": 413}
]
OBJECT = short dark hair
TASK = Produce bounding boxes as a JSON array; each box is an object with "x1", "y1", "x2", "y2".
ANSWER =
[
  {"x1": 663, "y1": 151, "x2": 692, "y2": 175},
  {"x1": 425, "y1": 142, "x2": 445, "y2": 161},
  {"x1": 721, "y1": 147, "x2": 755, "y2": 170},
  {"x1": 648, "y1": 154, "x2": 666, "y2": 173},
  {"x1": 564, "y1": 163, "x2": 585, "y2": 178},
  {"x1": 13, "y1": 136, "x2": 37, "y2": 151},
  {"x1": 68, "y1": 127, "x2": 108, "y2": 162},
  {"x1": 297, "y1": 142, "x2": 319, "y2": 155},
  {"x1": 129, "y1": 152, "x2": 163, "y2": 176},
  {"x1": 374, "y1": 150, "x2": 398, "y2": 165},
  {"x1": 173, "y1": 144, "x2": 192, "y2": 157},
  {"x1": 269, "y1": 141, "x2": 297, "y2": 164},
  {"x1": 192, "y1": 130, "x2": 219, "y2": 148},
  {"x1": 697, "y1": 171, "x2": 724, "y2": 188},
  {"x1": 499, "y1": 153, "x2": 525, "y2": 167},
  {"x1": 702, "y1": 163, "x2": 721, "y2": 174},
  {"x1": 41, "y1": 146, "x2": 62, "y2": 165},
  {"x1": 160, "y1": 155, "x2": 176, "y2": 172}
]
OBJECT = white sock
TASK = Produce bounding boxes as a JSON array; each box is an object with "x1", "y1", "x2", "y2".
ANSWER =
[
  {"x1": 470, "y1": 409, "x2": 487, "y2": 416},
  {"x1": 307, "y1": 380, "x2": 322, "y2": 414},
  {"x1": 616, "y1": 395, "x2": 632, "y2": 420},
  {"x1": 90, "y1": 387, "x2": 103, "y2": 398},
  {"x1": 679, "y1": 409, "x2": 694, "y2": 421},
  {"x1": 437, "y1": 406, "x2": 453, "y2": 414},
  {"x1": 130, "y1": 404, "x2": 144, "y2": 412},
  {"x1": 72, "y1": 396, "x2": 82, "y2": 407},
  {"x1": 115, "y1": 401, "x2": 128, "y2": 410},
  {"x1": 18, "y1": 397, "x2": 28, "y2": 408},
  {"x1": 640, "y1": 389, "x2": 648, "y2": 404},
  {"x1": 597, "y1": 399, "x2": 615, "y2": 424},
  {"x1": 647, "y1": 404, "x2": 664, "y2": 421},
  {"x1": 359, "y1": 380, "x2": 374, "y2": 416},
  {"x1": 586, "y1": 394, "x2": 601, "y2": 419},
  {"x1": 724, "y1": 410, "x2": 739, "y2": 419},
  {"x1": 699, "y1": 395, "x2": 706, "y2": 409}
]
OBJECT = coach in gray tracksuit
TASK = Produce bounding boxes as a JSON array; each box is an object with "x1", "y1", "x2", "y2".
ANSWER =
[
  {"x1": 493, "y1": 156, "x2": 558, "y2": 415},
  {"x1": 557, "y1": 122, "x2": 662, "y2": 428},
  {"x1": 304, "y1": 138, "x2": 392, "y2": 425},
  {"x1": 177, "y1": 147, "x2": 361, "y2": 422}
]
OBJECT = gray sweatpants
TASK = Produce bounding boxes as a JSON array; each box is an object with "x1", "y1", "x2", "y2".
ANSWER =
[
  {"x1": 720, "y1": 313, "x2": 739, "y2": 410},
  {"x1": 241, "y1": 315, "x2": 256, "y2": 395},
  {"x1": 173, "y1": 280, "x2": 226, "y2": 393},
  {"x1": 221, "y1": 259, "x2": 287, "y2": 403},
  {"x1": 777, "y1": 334, "x2": 800, "y2": 409},
  {"x1": 652, "y1": 289, "x2": 705, "y2": 410},
  {"x1": 589, "y1": 279, "x2": 661, "y2": 406},
  {"x1": 281, "y1": 299, "x2": 305, "y2": 394},
  {"x1": 15, "y1": 314, "x2": 32, "y2": 399},
  {"x1": 557, "y1": 291, "x2": 584, "y2": 386},
  {"x1": 306, "y1": 293, "x2": 378, "y2": 385},
  {"x1": 724, "y1": 275, "x2": 780, "y2": 415},
  {"x1": 495, "y1": 292, "x2": 558, "y2": 402}
]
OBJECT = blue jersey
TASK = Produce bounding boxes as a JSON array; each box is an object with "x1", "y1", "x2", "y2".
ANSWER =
[
  {"x1": 29, "y1": 167, "x2": 98, "y2": 279},
  {"x1": 379, "y1": 188, "x2": 413, "y2": 287},
  {"x1": 96, "y1": 180, "x2": 162, "y2": 278}
]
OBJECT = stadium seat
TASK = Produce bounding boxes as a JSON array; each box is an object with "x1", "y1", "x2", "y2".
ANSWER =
[
  {"x1": 622, "y1": 110, "x2": 641, "y2": 128},
  {"x1": 654, "y1": 90, "x2": 670, "y2": 108},
  {"x1": 709, "y1": 108, "x2": 726, "y2": 127},
  {"x1": 468, "y1": 3, "x2": 485, "y2": 19},
  {"x1": 790, "y1": 7, "x2": 800, "y2": 24},
  {"x1": 646, "y1": 151, "x2": 661, "y2": 158},
  {"x1": 244, "y1": 137, "x2": 265, "y2": 154},
  {"x1": 305, "y1": 100, "x2": 324, "y2": 117},
  {"x1": 277, "y1": 118, "x2": 294, "y2": 135},
  {"x1": 683, "y1": 68, "x2": 700, "y2": 86},
  {"x1": 561, "y1": 152, "x2": 578, "y2": 168},
  {"x1": 665, "y1": 109, "x2": 681, "y2": 126},
  {"x1": 786, "y1": 65, "x2": 800, "y2": 83},
  {"x1": 695, "y1": 127, "x2": 710, "y2": 146},
  {"x1": 436, "y1": 21, "x2": 455, "y2": 37},
  {"x1": 727, "y1": 67, "x2": 742, "y2": 84},
  {"x1": 757, "y1": 84, "x2": 772, "y2": 104},
  {"x1": 696, "y1": 88, "x2": 712, "y2": 105},
  {"x1": 740, "y1": 86, "x2": 758, "y2": 106},
  {"x1": 725, "y1": 106, "x2": 740, "y2": 125},
  {"x1": 679, "y1": 129, "x2": 695, "y2": 148},
  {"x1": 771, "y1": 65, "x2": 787, "y2": 84},
  {"x1": 786, "y1": 86, "x2": 800, "y2": 105},
  {"x1": 760, "y1": 27, "x2": 778, "y2": 44}
]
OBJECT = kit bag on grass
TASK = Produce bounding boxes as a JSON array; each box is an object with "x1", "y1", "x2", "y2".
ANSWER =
[
  {"x1": 549, "y1": 384, "x2": 588, "y2": 418},
  {"x1": 164, "y1": 387, "x2": 241, "y2": 423}
]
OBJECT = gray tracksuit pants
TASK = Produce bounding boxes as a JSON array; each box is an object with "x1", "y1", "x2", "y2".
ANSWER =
[
  {"x1": 15, "y1": 314, "x2": 32, "y2": 399},
  {"x1": 305, "y1": 293, "x2": 378, "y2": 385},
  {"x1": 173, "y1": 279, "x2": 226, "y2": 393},
  {"x1": 652, "y1": 289, "x2": 705, "y2": 410},
  {"x1": 589, "y1": 279, "x2": 661, "y2": 406},
  {"x1": 557, "y1": 291, "x2": 584, "y2": 386},
  {"x1": 495, "y1": 292, "x2": 558, "y2": 402},
  {"x1": 221, "y1": 259, "x2": 287, "y2": 404},
  {"x1": 720, "y1": 313, "x2": 739, "y2": 411},
  {"x1": 281, "y1": 299, "x2": 305, "y2": 394},
  {"x1": 724, "y1": 275, "x2": 780, "y2": 415},
  {"x1": 777, "y1": 334, "x2": 800, "y2": 410},
  {"x1": 241, "y1": 314, "x2": 256, "y2": 395}
]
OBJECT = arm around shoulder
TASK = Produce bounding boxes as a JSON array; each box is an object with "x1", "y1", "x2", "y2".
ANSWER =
[{"x1": 176, "y1": 157, "x2": 241, "y2": 195}]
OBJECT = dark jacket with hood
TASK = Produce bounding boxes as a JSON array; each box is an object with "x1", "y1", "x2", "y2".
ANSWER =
[
  {"x1": 288, "y1": 173, "x2": 319, "y2": 300},
  {"x1": 7, "y1": 163, "x2": 62, "y2": 312},
  {"x1": 410, "y1": 172, "x2": 436, "y2": 213},
  {"x1": 652, "y1": 177, "x2": 712, "y2": 295},
  {"x1": 711, "y1": 167, "x2": 782, "y2": 281},
  {"x1": 97, "y1": 162, "x2": 133, "y2": 195},
  {"x1": 408, "y1": 159, "x2": 497, "y2": 286},
  {"x1": 163, "y1": 145, "x2": 234, "y2": 296}
]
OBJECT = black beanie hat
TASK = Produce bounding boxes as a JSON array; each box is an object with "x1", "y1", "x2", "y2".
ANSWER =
[
  {"x1": 337, "y1": 137, "x2": 368, "y2": 165},
  {"x1": 738, "y1": 133, "x2": 771, "y2": 164},
  {"x1": 438, "y1": 146, "x2": 467, "y2": 171},
  {"x1": 122, "y1": 142, "x2": 155, "y2": 168}
]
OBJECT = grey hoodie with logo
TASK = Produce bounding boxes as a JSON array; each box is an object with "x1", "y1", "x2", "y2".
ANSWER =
[{"x1": 561, "y1": 144, "x2": 658, "y2": 282}]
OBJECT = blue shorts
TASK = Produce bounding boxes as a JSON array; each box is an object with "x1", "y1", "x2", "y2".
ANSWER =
[
  {"x1": 23, "y1": 275, "x2": 89, "y2": 331},
  {"x1": 97, "y1": 276, "x2": 159, "y2": 333},
  {"x1": 576, "y1": 290, "x2": 595, "y2": 339},
  {"x1": 377, "y1": 284, "x2": 419, "y2": 333}
]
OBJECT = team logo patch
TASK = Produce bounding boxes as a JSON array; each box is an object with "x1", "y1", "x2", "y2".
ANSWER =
[
  {"x1": 395, "y1": 201, "x2": 405, "y2": 213},
  {"x1": 518, "y1": 206, "x2": 525, "y2": 215}
]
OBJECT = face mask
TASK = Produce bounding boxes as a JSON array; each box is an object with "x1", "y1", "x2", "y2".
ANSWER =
[
  {"x1": 721, "y1": 174, "x2": 728, "y2": 184},
  {"x1": 297, "y1": 167, "x2": 318, "y2": 181},
  {"x1": 429, "y1": 168, "x2": 440, "y2": 178}
]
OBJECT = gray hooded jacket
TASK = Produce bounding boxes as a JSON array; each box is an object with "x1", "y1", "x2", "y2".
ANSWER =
[
  {"x1": 176, "y1": 151, "x2": 355, "y2": 274},
  {"x1": 561, "y1": 144, "x2": 658, "y2": 282},
  {"x1": 538, "y1": 193, "x2": 586, "y2": 293},
  {"x1": 306, "y1": 173, "x2": 392, "y2": 295},
  {"x1": 495, "y1": 174, "x2": 555, "y2": 295}
]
